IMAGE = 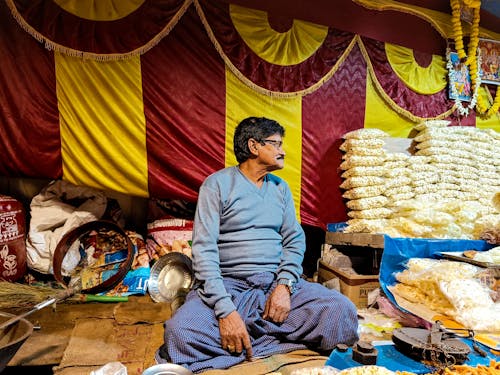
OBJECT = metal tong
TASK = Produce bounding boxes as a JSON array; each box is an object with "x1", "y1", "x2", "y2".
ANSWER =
[{"x1": 434, "y1": 320, "x2": 488, "y2": 357}]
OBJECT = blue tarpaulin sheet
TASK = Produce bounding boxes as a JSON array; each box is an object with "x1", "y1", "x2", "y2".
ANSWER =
[
  {"x1": 324, "y1": 236, "x2": 499, "y2": 372},
  {"x1": 322, "y1": 233, "x2": 499, "y2": 371},
  {"x1": 379, "y1": 236, "x2": 494, "y2": 308},
  {"x1": 325, "y1": 340, "x2": 499, "y2": 373}
]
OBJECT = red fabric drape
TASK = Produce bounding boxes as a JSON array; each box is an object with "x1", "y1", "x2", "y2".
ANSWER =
[
  {"x1": 301, "y1": 45, "x2": 368, "y2": 228},
  {"x1": 142, "y1": 7, "x2": 226, "y2": 201},
  {"x1": 10, "y1": 0, "x2": 186, "y2": 54},
  {"x1": 1, "y1": 0, "x2": 483, "y2": 231},
  {"x1": 0, "y1": 1, "x2": 61, "y2": 178}
]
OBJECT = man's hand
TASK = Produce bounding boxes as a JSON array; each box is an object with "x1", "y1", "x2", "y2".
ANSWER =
[
  {"x1": 263, "y1": 284, "x2": 291, "y2": 323},
  {"x1": 219, "y1": 311, "x2": 253, "y2": 361}
]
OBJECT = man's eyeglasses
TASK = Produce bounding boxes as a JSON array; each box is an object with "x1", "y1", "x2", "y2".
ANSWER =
[{"x1": 259, "y1": 139, "x2": 283, "y2": 149}]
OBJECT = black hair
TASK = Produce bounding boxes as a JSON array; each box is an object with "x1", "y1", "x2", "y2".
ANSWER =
[{"x1": 233, "y1": 117, "x2": 285, "y2": 163}]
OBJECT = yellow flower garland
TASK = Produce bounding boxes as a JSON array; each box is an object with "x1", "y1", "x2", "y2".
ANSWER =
[
  {"x1": 477, "y1": 86, "x2": 500, "y2": 117},
  {"x1": 465, "y1": 6, "x2": 480, "y2": 66},
  {"x1": 450, "y1": 0, "x2": 500, "y2": 118},
  {"x1": 450, "y1": 0, "x2": 466, "y2": 59}
]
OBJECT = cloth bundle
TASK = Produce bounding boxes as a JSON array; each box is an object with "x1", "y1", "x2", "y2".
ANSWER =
[{"x1": 26, "y1": 180, "x2": 108, "y2": 274}]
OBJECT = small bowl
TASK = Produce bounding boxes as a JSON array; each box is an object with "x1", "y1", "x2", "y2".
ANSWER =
[
  {"x1": 0, "y1": 312, "x2": 34, "y2": 372},
  {"x1": 142, "y1": 363, "x2": 194, "y2": 375},
  {"x1": 148, "y1": 253, "x2": 194, "y2": 303}
]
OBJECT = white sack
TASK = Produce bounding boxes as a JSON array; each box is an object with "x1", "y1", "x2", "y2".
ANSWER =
[{"x1": 26, "y1": 180, "x2": 107, "y2": 274}]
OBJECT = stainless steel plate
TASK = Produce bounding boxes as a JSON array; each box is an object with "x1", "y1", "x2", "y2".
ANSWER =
[
  {"x1": 148, "y1": 252, "x2": 194, "y2": 303},
  {"x1": 142, "y1": 363, "x2": 194, "y2": 375}
]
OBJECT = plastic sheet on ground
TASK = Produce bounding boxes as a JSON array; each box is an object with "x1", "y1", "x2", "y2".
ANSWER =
[{"x1": 379, "y1": 235, "x2": 494, "y2": 308}]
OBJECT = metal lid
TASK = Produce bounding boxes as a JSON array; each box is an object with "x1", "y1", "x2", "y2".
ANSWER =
[
  {"x1": 148, "y1": 252, "x2": 194, "y2": 303},
  {"x1": 392, "y1": 327, "x2": 470, "y2": 365}
]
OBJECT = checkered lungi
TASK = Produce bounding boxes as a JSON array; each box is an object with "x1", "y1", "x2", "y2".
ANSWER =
[{"x1": 156, "y1": 272, "x2": 358, "y2": 373}]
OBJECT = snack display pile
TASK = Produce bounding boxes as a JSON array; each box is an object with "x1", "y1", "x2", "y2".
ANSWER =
[
  {"x1": 338, "y1": 122, "x2": 500, "y2": 239},
  {"x1": 390, "y1": 257, "x2": 498, "y2": 331}
]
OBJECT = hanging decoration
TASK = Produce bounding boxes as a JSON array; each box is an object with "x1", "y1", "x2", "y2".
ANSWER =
[
  {"x1": 450, "y1": 0, "x2": 499, "y2": 118},
  {"x1": 229, "y1": 4, "x2": 328, "y2": 66},
  {"x1": 446, "y1": 48, "x2": 480, "y2": 116},
  {"x1": 475, "y1": 39, "x2": 500, "y2": 116},
  {"x1": 194, "y1": 0, "x2": 358, "y2": 97}
]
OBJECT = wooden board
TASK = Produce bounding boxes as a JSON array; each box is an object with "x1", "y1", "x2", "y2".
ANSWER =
[
  {"x1": 325, "y1": 232, "x2": 384, "y2": 248},
  {"x1": 439, "y1": 251, "x2": 500, "y2": 269}
]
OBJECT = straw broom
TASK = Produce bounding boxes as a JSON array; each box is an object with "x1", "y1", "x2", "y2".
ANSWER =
[
  {"x1": 0, "y1": 281, "x2": 80, "y2": 309},
  {"x1": 0, "y1": 281, "x2": 128, "y2": 310}
]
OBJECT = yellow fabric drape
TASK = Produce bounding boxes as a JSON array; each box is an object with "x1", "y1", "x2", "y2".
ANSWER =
[
  {"x1": 52, "y1": 0, "x2": 145, "y2": 21},
  {"x1": 55, "y1": 53, "x2": 148, "y2": 197},
  {"x1": 364, "y1": 72, "x2": 416, "y2": 137},
  {"x1": 225, "y1": 67, "x2": 303, "y2": 221},
  {"x1": 357, "y1": 38, "x2": 455, "y2": 122},
  {"x1": 385, "y1": 42, "x2": 447, "y2": 95},
  {"x1": 195, "y1": 0, "x2": 359, "y2": 98},
  {"x1": 229, "y1": 4, "x2": 328, "y2": 66},
  {"x1": 476, "y1": 87, "x2": 500, "y2": 131}
]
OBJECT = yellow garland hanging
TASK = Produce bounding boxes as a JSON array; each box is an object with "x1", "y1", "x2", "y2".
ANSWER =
[
  {"x1": 450, "y1": 0, "x2": 500, "y2": 119},
  {"x1": 450, "y1": 0, "x2": 480, "y2": 66},
  {"x1": 450, "y1": 0, "x2": 466, "y2": 59},
  {"x1": 465, "y1": 6, "x2": 480, "y2": 66},
  {"x1": 477, "y1": 85, "x2": 500, "y2": 118}
]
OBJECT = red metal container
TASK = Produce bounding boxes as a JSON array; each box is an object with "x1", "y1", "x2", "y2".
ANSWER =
[{"x1": 0, "y1": 195, "x2": 26, "y2": 281}]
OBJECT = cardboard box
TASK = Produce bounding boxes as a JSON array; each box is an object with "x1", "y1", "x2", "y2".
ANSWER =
[{"x1": 318, "y1": 260, "x2": 379, "y2": 308}]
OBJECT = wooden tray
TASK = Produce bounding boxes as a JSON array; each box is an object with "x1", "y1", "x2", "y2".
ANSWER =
[{"x1": 439, "y1": 251, "x2": 500, "y2": 269}]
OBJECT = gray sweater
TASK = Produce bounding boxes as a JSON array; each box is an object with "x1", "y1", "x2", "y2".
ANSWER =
[{"x1": 192, "y1": 166, "x2": 305, "y2": 318}]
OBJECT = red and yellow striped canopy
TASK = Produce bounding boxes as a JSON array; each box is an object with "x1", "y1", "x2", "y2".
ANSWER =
[{"x1": 1, "y1": 0, "x2": 499, "y2": 229}]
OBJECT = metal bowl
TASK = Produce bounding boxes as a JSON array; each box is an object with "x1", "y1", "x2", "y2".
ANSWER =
[
  {"x1": 142, "y1": 363, "x2": 193, "y2": 375},
  {"x1": 148, "y1": 252, "x2": 194, "y2": 303},
  {"x1": 0, "y1": 312, "x2": 34, "y2": 372}
]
